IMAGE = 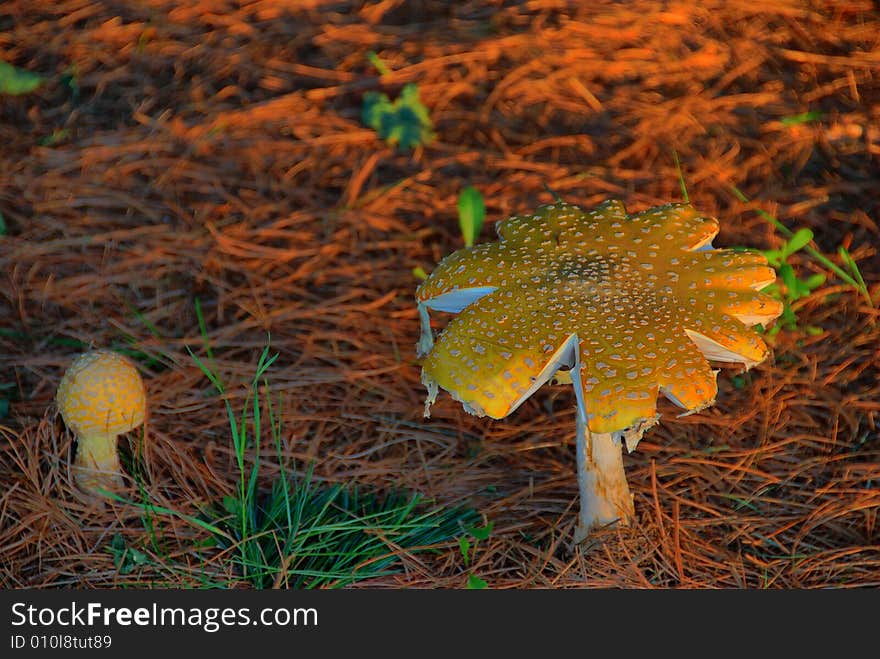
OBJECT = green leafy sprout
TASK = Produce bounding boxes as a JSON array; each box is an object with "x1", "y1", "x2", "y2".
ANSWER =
[
  {"x1": 362, "y1": 52, "x2": 434, "y2": 150},
  {"x1": 729, "y1": 185, "x2": 873, "y2": 338},
  {"x1": 757, "y1": 227, "x2": 826, "y2": 336},
  {"x1": 458, "y1": 521, "x2": 493, "y2": 589},
  {"x1": 729, "y1": 186, "x2": 871, "y2": 306},
  {"x1": 673, "y1": 154, "x2": 871, "y2": 338},
  {"x1": 363, "y1": 83, "x2": 435, "y2": 150},
  {"x1": 458, "y1": 185, "x2": 486, "y2": 248},
  {"x1": 0, "y1": 60, "x2": 44, "y2": 95}
]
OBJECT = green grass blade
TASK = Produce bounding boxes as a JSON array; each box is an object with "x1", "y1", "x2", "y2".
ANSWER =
[
  {"x1": 783, "y1": 227, "x2": 814, "y2": 257},
  {"x1": 100, "y1": 490, "x2": 231, "y2": 539},
  {"x1": 366, "y1": 51, "x2": 392, "y2": 76},
  {"x1": 780, "y1": 110, "x2": 822, "y2": 126},
  {"x1": 672, "y1": 148, "x2": 689, "y2": 203},
  {"x1": 542, "y1": 182, "x2": 564, "y2": 203},
  {"x1": 838, "y1": 246, "x2": 869, "y2": 297},
  {"x1": 194, "y1": 297, "x2": 214, "y2": 362}
]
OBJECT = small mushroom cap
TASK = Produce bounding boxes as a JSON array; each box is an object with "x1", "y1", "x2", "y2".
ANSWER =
[
  {"x1": 56, "y1": 350, "x2": 146, "y2": 438},
  {"x1": 418, "y1": 200, "x2": 783, "y2": 434}
]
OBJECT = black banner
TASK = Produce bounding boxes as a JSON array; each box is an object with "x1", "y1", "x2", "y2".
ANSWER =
[{"x1": 1, "y1": 589, "x2": 875, "y2": 654}]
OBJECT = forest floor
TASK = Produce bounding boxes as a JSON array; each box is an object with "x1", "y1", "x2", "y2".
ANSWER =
[{"x1": 1, "y1": 0, "x2": 878, "y2": 588}]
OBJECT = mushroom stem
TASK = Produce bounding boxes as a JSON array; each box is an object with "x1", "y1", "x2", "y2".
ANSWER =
[
  {"x1": 573, "y1": 411, "x2": 634, "y2": 543},
  {"x1": 72, "y1": 432, "x2": 123, "y2": 496}
]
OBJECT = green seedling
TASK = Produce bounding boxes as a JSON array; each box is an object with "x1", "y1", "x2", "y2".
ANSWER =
[
  {"x1": 758, "y1": 227, "x2": 826, "y2": 335},
  {"x1": 730, "y1": 186, "x2": 873, "y2": 338},
  {"x1": 0, "y1": 60, "x2": 43, "y2": 95},
  {"x1": 762, "y1": 226, "x2": 815, "y2": 271},
  {"x1": 467, "y1": 574, "x2": 488, "y2": 589},
  {"x1": 0, "y1": 212, "x2": 5, "y2": 236},
  {"x1": 730, "y1": 185, "x2": 872, "y2": 308},
  {"x1": 363, "y1": 51, "x2": 433, "y2": 150},
  {"x1": 459, "y1": 521, "x2": 493, "y2": 589},
  {"x1": 730, "y1": 227, "x2": 823, "y2": 337},
  {"x1": 458, "y1": 186, "x2": 485, "y2": 248},
  {"x1": 362, "y1": 83, "x2": 435, "y2": 150}
]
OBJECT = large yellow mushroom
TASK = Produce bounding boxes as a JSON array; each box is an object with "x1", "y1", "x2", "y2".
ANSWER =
[
  {"x1": 56, "y1": 349, "x2": 147, "y2": 499},
  {"x1": 417, "y1": 200, "x2": 783, "y2": 542}
]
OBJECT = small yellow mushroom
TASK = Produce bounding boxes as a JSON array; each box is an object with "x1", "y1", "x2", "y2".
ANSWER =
[
  {"x1": 417, "y1": 200, "x2": 782, "y2": 541},
  {"x1": 56, "y1": 350, "x2": 147, "y2": 498}
]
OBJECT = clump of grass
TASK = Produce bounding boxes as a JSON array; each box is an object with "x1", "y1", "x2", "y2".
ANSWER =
[
  {"x1": 100, "y1": 314, "x2": 479, "y2": 588},
  {"x1": 217, "y1": 469, "x2": 479, "y2": 589},
  {"x1": 189, "y1": 336, "x2": 478, "y2": 588}
]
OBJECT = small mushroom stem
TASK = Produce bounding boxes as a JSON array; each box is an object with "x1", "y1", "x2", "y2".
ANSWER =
[
  {"x1": 72, "y1": 432, "x2": 123, "y2": 496},
  {"x1": 573, "y1": 411, "x2": 634, "y2": 543}
]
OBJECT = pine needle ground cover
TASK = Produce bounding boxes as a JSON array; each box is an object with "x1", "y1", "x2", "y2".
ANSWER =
[{"x1": 1, "y1": 1, "x2": 878, "y2": 589}]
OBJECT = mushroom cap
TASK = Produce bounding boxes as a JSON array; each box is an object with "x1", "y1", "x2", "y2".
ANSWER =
[
  {"x1": 418, "y1": 200, "x2": 783, "y2": 434},
  {"x1": 56, "y1": 350, "x2": 146, "y2": 438}
]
